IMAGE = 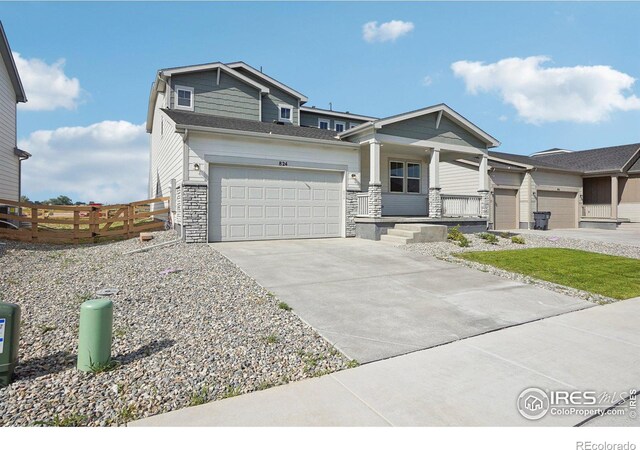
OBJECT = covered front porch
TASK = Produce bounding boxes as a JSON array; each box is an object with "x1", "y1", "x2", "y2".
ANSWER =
[
  {"x1": 580, "y1": 175, "x2": 632, "y2": 228},
  {"x1": 339, "y1": 105, "x2": 498, "y2": 239}
]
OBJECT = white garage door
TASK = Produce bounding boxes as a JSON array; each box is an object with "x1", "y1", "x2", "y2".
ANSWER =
[
  {"x1": 538, "y1": 190, "x2": 577, "y2": 229},
  {"x1": 209, "y1": 165, "x2": 343, "y2": 242}
]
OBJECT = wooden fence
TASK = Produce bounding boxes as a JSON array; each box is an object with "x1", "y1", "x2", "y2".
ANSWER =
[{"x1": 0, "y1": 197, "x2": 170, "y2": 244}]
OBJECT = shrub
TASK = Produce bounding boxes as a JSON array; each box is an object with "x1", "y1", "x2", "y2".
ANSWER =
[
  {"x1": 511, "y1": 236, "x2": 526, "y2": 245},
  {"x1": 478, "y1": 232, "x2": 499, "y2": 245},
  {"x1": 447, "y1": 225, "x2": 464, "y2": 242},
  {"x1": 457, "y1": 236, "x2": 470, "y2": 248},
  {"x1": 500, "y1": 232, "x2": 511, "y2": 239}
]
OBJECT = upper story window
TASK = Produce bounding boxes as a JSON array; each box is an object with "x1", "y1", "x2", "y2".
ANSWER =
[
  {"x1": 278, "y1": 104, "x2": 293, "y2": 122},
  {"x1": 334, "y1": 121, "x2": 345, "y2": 133},
  {"x1": 318, "y1": 118, "x2": 330, "y2": 130},
  {"x1": 389, "y1": 161, "x2": 421, "y2": 194},
  {"x1": 175, "y1": 85, "x2": 194, "y2": 111}
]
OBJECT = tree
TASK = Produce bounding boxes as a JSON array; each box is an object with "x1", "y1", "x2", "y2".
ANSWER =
[
  {"x1": 19, "y1": 195, "x2": 30, "y2": 203},
  {"x1": 46, "y1": 195, "x2": 73, "y2": 206}
]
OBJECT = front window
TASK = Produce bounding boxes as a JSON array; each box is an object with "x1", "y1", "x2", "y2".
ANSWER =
[
  {"x1": 334, "y1": 121, "x2": 345, "y2": 133},
  {"x1": 279, "y1": 104, "x2": 293, "y2": 122},
  {"x1": 318, "y1": 119, "x2": 330, "y2": 130},
  {"x1": 389, "y1": 161, "x2": 404, "y2": 193},
  {"x1": 389, "y1": 161, "x2": 421, "y2": 194},
  {"x1": 175, "y1": 85, "x2": 194, "y2": 111}
]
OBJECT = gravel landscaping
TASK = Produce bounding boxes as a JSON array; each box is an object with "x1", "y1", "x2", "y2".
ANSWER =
[
  {"x1": 0, "y1": 231, "x2": 350, "y2": 426},
  {"x1": 402, "y1": 231, "x2": 640, "y2": 305}
]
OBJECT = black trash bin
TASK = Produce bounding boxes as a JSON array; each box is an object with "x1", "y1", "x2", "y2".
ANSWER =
[{"x1": 533, "y1": 211, "x2": 552, "y2": 230}]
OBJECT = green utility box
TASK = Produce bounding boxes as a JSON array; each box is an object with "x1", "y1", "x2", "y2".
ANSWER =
[
  {"x1": 77, "y1": 298, "x2": 113, "y2": 372},
  {"x1": 0, "y1": 303, "x2": 21, "y2": 387}
]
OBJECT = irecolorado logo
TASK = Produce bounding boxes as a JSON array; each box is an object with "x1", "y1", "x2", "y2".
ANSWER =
[{"x1": 517, "y1": 387, "x2": 637, "y2": 421}]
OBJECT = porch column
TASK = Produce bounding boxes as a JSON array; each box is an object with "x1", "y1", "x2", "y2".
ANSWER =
[
  {"x1": 478, "y1": 154, "x2": 490, "y2": 218},
  {"x1": 428, "y1": 148, "x2": 442, "y2": 218},
  {"x1": 611, "y1": 175, "x2": 619, "y2": 220},
  {"x1": 367, "y1": 140, "x2": 382, "y2": 218}
]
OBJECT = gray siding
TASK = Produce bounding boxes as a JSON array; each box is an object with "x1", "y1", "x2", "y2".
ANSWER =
[
  {"x1": 170, "y1": 71, "x2": 260, "y2": 121},
  {"x1": 233, "y1": 69, "x2": 300, "y2": 124},
  {"x1": 379, "y1": 114, "x2": 486, "y2": 149},
  {"x1": 0, "y1": 56, "x2": 18, "y2": 201},
  {"x1": 300, "y1": 111, "x2": 367, "y2": 130},
  {"x1": 440, "y1": 161, "x2": 478, "y2": 195}
]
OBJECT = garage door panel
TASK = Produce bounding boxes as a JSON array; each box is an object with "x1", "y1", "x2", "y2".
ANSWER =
[
  {"x1": 209, "y1": 165, "x2": 343, "y2": 242},
  {"x1": 538, "y1": 191, "x2": 577, "y2": 229}
]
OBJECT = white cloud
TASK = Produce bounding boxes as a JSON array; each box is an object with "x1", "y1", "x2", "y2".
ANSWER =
[
  {"x1": 422, "y1": 75, "x2": 433, "y2": 87},
  {"x1": 498, "y1": 115, "x2": 508, "y2": 122},
  {"x1": 19, "y1": 120, "x2": 148, "y2": 203},
  {"x1": 362, "y1": 20, "x2": 414, "y2": 43},
  {"x1": 451, "y1": 56, "x2": 640, "y2": 124},
  {"x1": 12, "y1": 52, "x2": 82, "y2": 111}
]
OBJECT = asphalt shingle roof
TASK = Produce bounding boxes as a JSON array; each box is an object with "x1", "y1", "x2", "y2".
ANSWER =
[
  {"x1": 531, "y1": 143, "x2": 640, "y2": 173},
  {"x1": 162, "y1": 109, "x2": 340, "y2": 142},
  {"x1": 488, "y1": 151, "x2": 574, "y2": 171}
]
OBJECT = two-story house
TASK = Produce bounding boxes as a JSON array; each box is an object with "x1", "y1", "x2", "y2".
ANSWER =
[
  {"x1": 147, "y1": 61, "x2": 500, "y2": 243},
  {"x1": 0, "y1": 22, "x2": 28, "y2": 208}
]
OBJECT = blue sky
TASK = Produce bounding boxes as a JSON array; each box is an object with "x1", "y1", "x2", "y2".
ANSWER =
[{"x1": 3, "y1": 1, "x2": 640, "y2": 202}]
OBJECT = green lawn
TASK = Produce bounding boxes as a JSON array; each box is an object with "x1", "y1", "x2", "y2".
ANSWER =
[{"x1": 457, "y1": 248, "x2": 640, "y2": 300}]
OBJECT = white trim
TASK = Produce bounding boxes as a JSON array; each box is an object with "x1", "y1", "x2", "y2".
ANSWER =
[
  {"x1": 318, "y1": 118, "x2": 330, "y2": 130},
  {"x1": 176, "y1": 124, "x2": 359, "y2": 148},
  {"x1": 334, "y1": 121, "x2": 346, "y2": 133},
  {"x1": 300, "y1": 106, "x2": 377, "y2": 121},
  {"x1": 375, "y1": 133, "x2": 487, "y2": 156},
  {"x1": 226, "y1": 61, "x2": 308, "y2": 102},
  {"x1": 174, "y1": 85, "x2": 194, "y2": 111},
  {"x1": 161, "y1": 62, "x2": 270, "y2": 94},
  {"x1": 278, "y1": 103, "x2": 293, "y2": 123}
]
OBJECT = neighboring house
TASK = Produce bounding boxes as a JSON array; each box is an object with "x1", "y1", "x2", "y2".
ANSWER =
[
  {"x1": 0, "y1": 21, "x2": 28, "y2": 207},
  {"x1": 448, "y1": 144, "x2": 640, "y2": 230},
  {"x1": 147, "y1": 61, "x2": 500, "y2": 242}
]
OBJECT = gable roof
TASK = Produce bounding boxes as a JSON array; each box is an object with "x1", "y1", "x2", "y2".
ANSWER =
[
  {"x1": 0, "y1": 22, "x2": 26, "y2": 103},
  {"x1": 226, "y1": 61, "x2": 308, "y2": 103},
  {"x1": 162, "y1": 108, "x2": 345, "y2": 143},
  {"x1": 159, "y1": 61, "x2": 270, "y2": 94},
  {"x1": 530, "y1": 143, "x2": 640, "y2": 174},
  {"x1": 338, "y1": 103, "x2": 500, "y2": 148}
]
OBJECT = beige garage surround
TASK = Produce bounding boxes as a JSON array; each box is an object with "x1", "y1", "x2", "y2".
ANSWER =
[
  {"x1": 537, "y1": 190, "x2": 578, "y2": 229},
  {"x1": 209, "y1": 165, "x2": 343, "y2": 241}
]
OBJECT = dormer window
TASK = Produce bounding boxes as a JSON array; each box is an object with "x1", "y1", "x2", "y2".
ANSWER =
[
  {"x1": 318, "y1": 118, "x2": 330, "y2": 130},
  {"x1": 334, "y1": 121, "x2": 345, "y2": 133},
  {"x1": 278, "y1": 104, "x2": 293, "y2": 122},
  {"x1": 175, "y1": 85, "x2": 194, "y2": 111}
]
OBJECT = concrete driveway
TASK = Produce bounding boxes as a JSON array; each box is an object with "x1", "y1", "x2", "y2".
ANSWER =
[
  {"x1": 212, "y1": 238, "x2": 591, "y2": 363},
  {"x1": 517, "y1": 228, "x2": 640, "y2": 247}
]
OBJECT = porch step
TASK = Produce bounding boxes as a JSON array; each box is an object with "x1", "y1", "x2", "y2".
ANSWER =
[
  {"x1": 380, "y1": 234, "x2": 413, "y2": 244},
  {"x1": 380, "y1": 223, "x2": 448, "y2": 244}
]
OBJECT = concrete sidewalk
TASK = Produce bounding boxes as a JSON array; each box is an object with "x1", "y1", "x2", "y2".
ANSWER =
[{"x1": 132, "y1": 298, "x2": 640, "y2": 427}]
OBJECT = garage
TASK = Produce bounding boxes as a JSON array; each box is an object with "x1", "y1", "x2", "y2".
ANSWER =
[
  {"x1": 537, "y1": 190, "x2": 577, "y2": 229},
  {"x1": 209, "y1": 165, "x2": 343, "y2": 242},
  {"x1": 493, "y1": 188, "x2": 518, "y2": 230}
]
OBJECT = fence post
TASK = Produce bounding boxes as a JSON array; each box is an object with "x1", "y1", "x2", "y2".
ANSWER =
[
  {"x1": 30, "y1": 207, "x2": 37, "y2": 242},
  {"x1": 73, "y1": 210, "x2": 80, "y2": 244}
]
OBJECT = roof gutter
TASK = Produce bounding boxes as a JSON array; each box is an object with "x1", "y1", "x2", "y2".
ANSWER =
[{"x1": 176, "y1": 124, "x2": 360, "y2": 148}]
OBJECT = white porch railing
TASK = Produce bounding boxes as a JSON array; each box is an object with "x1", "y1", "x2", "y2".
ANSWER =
[
  {"x1": 442, "y1": 194, "x2": 482, "y2": 217},
  {"x1": 357, "y1": 193, "x2": 369, "y2": 216},
  {"x1": 582, "y1": 204, "x2": 612, "y2": 219}
]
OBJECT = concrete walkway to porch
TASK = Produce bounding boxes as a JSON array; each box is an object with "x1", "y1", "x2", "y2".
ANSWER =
[
  {"x1": 210, "y1": 238, "x2": 590, "y2": 363},
  {"x1": 131, "y1": 298, "x2": 640, "y2": 426}
]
